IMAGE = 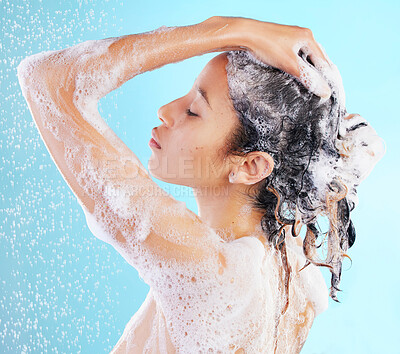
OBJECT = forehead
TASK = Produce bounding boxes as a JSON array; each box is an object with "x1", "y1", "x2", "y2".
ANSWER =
[
  {"x1": 196, "y1": 53, "x2": 228, "y2": 86},
  {"x1": 194, "y1": 53, "x2": 233, "y2": 110}
]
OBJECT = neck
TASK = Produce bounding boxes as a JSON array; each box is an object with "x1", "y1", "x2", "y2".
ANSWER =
[{"x1": 193, "y1": 183, "x2": 266, "y2": 242}]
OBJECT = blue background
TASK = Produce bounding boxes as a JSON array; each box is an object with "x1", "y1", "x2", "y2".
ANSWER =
[{"x1": 1, "y1": 0, "x2": 398, "y2": 352}]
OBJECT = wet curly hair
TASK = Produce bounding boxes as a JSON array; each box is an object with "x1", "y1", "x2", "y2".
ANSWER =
[{"x1": 223, "y1": 50, "x2": 357, "y2": 307}]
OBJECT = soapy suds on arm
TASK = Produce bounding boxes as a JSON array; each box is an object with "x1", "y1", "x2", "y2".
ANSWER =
[
  {"x1": 16, "y1": 21, "x2": 385, "y2": 352},
  {"x1": 16, "y1": 29, "x2": 228, "y2": 275},
  {"x1": 17, "y1": 30, "x2": 300, "y2": 353}
]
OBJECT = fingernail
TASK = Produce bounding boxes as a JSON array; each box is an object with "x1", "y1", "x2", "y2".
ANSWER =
[{"x1": 319, "y1": 80, "x2": 331, "y2": 99}]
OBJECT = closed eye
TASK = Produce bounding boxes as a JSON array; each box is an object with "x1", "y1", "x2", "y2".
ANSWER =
[{"x1": 186, "y1": 108, "x2": 199, "y2": 117}]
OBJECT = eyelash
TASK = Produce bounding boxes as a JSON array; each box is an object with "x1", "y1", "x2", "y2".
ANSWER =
[{"x1": 186, "y1": 108, "x2": 199, "y2": 117}]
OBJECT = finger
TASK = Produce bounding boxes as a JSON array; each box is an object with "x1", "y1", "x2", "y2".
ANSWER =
[
  {"x1": 291, "y1": 41, "x2": 332, "y2": 98},
  {"x1": 313, "y1": 42, "x2": 333, "y2": 66},
  {"x1": 281, "y1": 51, "x2": 301, "y2": 78},
  {"x1": 292, "y1": 40, "x2": 328, "y2": 73},
  {"x1": 308, "y1": 45, "x2": 329, "y2": 67},
  {"x1": 300, "y1": 42, "x2": 331, "y2": 72},
  {"x1": 297, "y1": 56, "x2": 331, "y2": 100}
]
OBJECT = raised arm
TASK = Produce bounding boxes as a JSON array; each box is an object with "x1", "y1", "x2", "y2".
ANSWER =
[
  {"x1": 16, "y1": 16, "x2": 252, "y2": 284},
  {"x1": 16, "y1": 16, "x2": 330, "y2": 286},
  {"x1": 16, "y1": 16, "x2": 248, "y2": 213}
]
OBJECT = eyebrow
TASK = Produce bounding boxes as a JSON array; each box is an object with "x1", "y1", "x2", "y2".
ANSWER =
[{"x1": 196, "y1": 86, "x2": 212, "y2": 110}]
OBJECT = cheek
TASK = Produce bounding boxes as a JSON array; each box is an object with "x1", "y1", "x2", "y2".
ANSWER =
[
  {"x1": 159, "y1": 134, "x2": 202, "y2": 172},
  {"x1": 175, "y1": 132, "x2": 205, "y2": 156},
  {"x1": 181, "y1": 144, "x2": 207, "y2": 172},
  {"x1": 169, "y1": 128, "x2": 226, "y2": 176},
  {"x1": 179, "y1": 141, "x2": 213, "y2": 177}
]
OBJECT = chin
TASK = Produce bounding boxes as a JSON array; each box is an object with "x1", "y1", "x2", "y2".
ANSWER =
[
  {"x1": 147, "y1": 159, "x2": 158, "y2": 178},
  {"x1": 147, "y1": 162, "x2": 167, "y2": 183}
]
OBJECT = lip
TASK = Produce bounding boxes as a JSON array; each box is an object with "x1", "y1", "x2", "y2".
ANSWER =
[{"x1": 150, "y1": 128, "x2": 162, "y2": 149}]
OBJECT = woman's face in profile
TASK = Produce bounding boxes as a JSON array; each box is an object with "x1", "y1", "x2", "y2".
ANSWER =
[{"x1": 148, "y1": 53, "x2": 238, "y2": 188}]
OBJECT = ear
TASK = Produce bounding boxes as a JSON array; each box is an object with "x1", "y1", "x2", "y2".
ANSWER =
[{"x1": 229, "y1": 152, "x2": 274, "y2": 185}]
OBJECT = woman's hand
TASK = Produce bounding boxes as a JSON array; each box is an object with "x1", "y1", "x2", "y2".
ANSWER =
[{"x1": 226, "y1": 16, "x2": 332, "y2": 98}]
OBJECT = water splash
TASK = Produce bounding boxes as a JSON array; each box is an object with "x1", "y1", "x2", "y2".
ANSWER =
[{"x1": 0, "y1": 1, "x2": 139, "y2": 352}]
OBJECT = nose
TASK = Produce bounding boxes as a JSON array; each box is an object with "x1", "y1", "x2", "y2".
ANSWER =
[
  {"x1": 158, "y1": 95, "x2": 186, "y2": 128},
  {"x1": 157, "y1": 104, "x2": 174, "y2": 128}
]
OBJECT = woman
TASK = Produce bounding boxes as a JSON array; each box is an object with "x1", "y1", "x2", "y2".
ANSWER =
[{"x1": 17, "y1": 16, "x2": 385, "y2": 353}]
